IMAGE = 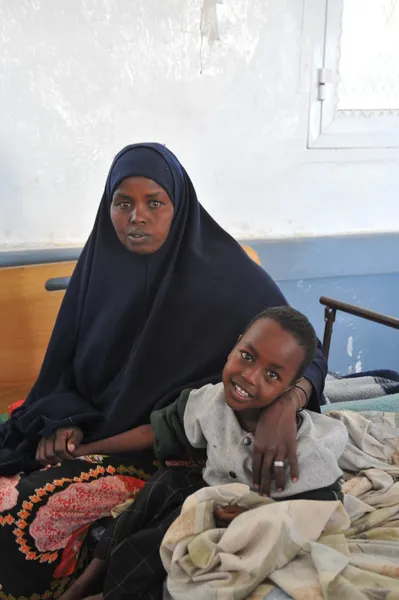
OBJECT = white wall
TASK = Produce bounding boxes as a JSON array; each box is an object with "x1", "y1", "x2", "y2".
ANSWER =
[{"x1": 1, "y1": 0, "x2": 398, "y2": 248}]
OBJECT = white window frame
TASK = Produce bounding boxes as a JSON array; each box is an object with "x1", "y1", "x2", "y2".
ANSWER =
[{"x1": 307, "y1": 0, "x2": 399, "y2": 149}]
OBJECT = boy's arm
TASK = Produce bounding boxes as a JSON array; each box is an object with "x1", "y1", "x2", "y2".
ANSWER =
[
  {"x1": 73, "y1": 424, "x2": 154, "y2": 457},
  {"x1": 151, "y1": 388, "x2": 205, "y2": 461},
  {"x1": 73, "y1": 389, "x2": 198, "y2": 459}
]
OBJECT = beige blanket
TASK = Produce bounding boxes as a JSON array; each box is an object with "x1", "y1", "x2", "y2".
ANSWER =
[{"x1": 160, "y1": 411, "x2": 399, "y2": 600}]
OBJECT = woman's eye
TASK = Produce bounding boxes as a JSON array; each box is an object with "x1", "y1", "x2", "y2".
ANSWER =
[
  {"x1": 149, "y1": 200, "x2": 161, "y2": 209},
  {"x1": 240, "y1": 351, "x2": 253, "y2": 363}
]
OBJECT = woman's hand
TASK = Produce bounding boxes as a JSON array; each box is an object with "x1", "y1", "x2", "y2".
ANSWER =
[
  {"x1": 36, "y1": 425, "x2": 84, "y2": 465},
  {"x1": 252, "y1": 389, "x2": 299, "y2": 496}
]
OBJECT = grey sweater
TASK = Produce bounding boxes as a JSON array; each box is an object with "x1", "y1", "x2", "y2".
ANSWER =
[{"x1": 151, "y1": 382, "x2": 348, "y2": 498}]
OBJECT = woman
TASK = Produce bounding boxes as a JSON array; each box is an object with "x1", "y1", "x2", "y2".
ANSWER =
[{"x1": 0, "y1": 143, "x2": 326, "y2": 598}]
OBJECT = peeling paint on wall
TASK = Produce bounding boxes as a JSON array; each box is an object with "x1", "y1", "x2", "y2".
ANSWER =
[{"x1": 347, "y1": 336, "x2": 353, "y2": 357}]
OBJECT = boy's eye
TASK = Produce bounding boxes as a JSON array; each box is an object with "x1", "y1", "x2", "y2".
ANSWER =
[
  {"x1": 240, "y1": 350, "x2": 253, "y2": 363},
  {"x1": 118, "y1": 202, "x2": 131, "y2": 209},
  {"x1": 265, "y1": 370, "x2": 280, "y2": 381}
]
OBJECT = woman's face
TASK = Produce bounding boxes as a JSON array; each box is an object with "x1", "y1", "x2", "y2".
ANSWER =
[{"x1": 110, "y1": 177, "x2": 174, "y2": 255}]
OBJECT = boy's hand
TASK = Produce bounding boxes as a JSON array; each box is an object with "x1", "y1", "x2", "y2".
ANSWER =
[
  {"x1": 214, "y1": 505, "x2": 248, "y2": 527},
  {"x1": 36, "y1": 426, "x2": 84, "y2": 465},
  {"x1": 252, "y1": 392, "x2": 298, "y2": 496}
]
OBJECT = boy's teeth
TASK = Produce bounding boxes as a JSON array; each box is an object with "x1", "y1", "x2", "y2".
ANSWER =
[{"x1": 234, "y1": 383, "x2": 249, "y2": 397}]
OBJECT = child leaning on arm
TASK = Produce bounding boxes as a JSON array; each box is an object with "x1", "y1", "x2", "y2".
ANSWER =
[{"x1": 74, "y1": 306, "x2": 347, "y2": 504}]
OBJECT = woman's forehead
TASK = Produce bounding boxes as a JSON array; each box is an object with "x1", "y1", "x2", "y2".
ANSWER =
[
  {"x1": 109, "y1": 146, "x2": 176, "y2": 202},
  {"x1": 113, "y1": 176, "x2": 169, "y2": 197}
]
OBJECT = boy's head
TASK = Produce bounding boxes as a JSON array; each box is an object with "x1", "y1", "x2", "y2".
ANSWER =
[{"x1": 222, "y1": 306, "x2": 317, "y2": 415}]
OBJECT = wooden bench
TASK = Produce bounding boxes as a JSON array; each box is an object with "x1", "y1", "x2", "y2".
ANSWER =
[
  {"x1": 0, "y1": 261, "x2": 76, "y2": 414},
  {"x1": 0, "y1": 245, "x2": 261, "y2": 415}
]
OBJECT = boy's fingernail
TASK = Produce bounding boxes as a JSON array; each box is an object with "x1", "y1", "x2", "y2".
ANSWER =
[
  {"x1": 292, "y1": 477, "x2": 298, "y2": 483},
  {"x1": 277, "y1": 488, "x2": 283, "y2": 492}
]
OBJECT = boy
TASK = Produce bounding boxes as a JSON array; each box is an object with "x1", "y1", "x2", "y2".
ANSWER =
[{"x1": 63, "y1": 306, "x2": 347, "y2": 600}]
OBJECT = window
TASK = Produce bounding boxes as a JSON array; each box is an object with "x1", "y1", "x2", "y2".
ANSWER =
[{"x1": 308, "y1": 0, "x2": 399, "y2": 148}]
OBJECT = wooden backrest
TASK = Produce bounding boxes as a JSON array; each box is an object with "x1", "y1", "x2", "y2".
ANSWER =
[
  {"x1": 0, "y1": 261, "x2": 76, "y2": 413},
  {"x1": 241, "y1": 244, "x2": 261, "y2": 266},
  {"x1": 0, "y1": 244, "x2": 260, "y2": 415}
]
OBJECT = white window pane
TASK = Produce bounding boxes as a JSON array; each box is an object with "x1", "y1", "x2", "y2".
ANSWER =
[{"x1": 338, "y1": 0, "x2": 399, "y2": 112}]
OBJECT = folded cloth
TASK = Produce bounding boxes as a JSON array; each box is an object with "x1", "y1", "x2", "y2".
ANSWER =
[
  {"x1": 161, "y1": 484, "x2": 348, "y2": 600},
  {"x1": 324, "y1": 370, "x2": 399, "y2": 404},
  {"x1": 321, "y1": 394, "x2": 399, "y2": 413}
]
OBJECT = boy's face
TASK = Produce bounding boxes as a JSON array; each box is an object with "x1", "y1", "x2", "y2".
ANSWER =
[{"x1": 222, "y1": 318, "x2": 306, "y2": 415}]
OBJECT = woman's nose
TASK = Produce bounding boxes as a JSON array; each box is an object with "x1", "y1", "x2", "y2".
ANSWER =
[{"x1": 129, "y1": 206, "x2": 146, "y2": 224}]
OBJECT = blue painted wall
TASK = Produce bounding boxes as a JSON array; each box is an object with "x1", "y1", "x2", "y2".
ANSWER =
[
  {"x1": 1, "y1": 233, "x2": 398, "y2": 375},
  {"x1": 280, "y1": 274, "x2": 399, "y2": 374},
  {"x1": 250, "y1": 234, "x2": 399, "y2": 374}
]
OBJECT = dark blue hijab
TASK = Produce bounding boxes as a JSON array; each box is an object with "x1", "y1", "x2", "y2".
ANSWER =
[{"x1": 0, "y1": 143, "x2": 325, "y2": 473}]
